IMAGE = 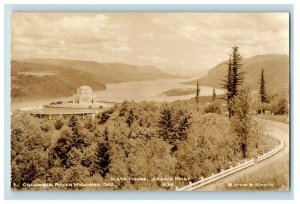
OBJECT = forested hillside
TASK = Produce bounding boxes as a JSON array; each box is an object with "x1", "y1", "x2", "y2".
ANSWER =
[{"x1": 11, "y1": 100, "x2": 276, "y2": 190}]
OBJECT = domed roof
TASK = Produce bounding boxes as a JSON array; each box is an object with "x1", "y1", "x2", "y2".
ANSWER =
[{"x1": 78, "y1": 85, "x2": 92, "y2": 90}]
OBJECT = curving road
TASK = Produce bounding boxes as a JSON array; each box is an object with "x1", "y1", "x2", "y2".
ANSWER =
[{"x1": 194, "y1": 118, "x2": 289, "y2": 191}]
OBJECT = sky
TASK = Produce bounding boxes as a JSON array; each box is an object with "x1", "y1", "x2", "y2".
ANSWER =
[{"x1": 11, "y1": 12, "x2": 289, "y2": 72}]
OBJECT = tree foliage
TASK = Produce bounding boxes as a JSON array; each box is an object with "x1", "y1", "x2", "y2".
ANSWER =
[
  {"x1": 11, "y1": 99, "x2": 268, "y2": 190},
  {"x1": 195, "y1": 80, "x2": 200, "y2": 104},
  {"x1": 204, "y1": 102, "x2": 221, "y2": 114},
  {"x1": 231, "y1": 46, "x2": 245, "y2": 96},
  {"x1": 222, "y1": 46, "x2": 245, "y2": 118},
  {"x1": 230, "y1": 87, "x2": 252, "y2": 158},
  {"x1": 258, "y1": 68, "x2": 269, "y2": 114},
  {"x1": 273, "y1": 96, "x2": 288, "y2": 115},
  {"x1": 259, "y1": 68, "x2": 268, "y2": 104},
  {"x1": 157, "y1": 105, "x2": 175, "y2": 144},
  {"x1": 212, "y1": 88, "x2": 216, "y2": 101}
]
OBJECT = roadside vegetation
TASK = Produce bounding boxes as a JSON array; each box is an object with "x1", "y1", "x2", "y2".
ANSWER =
[
  {"x1": 255, "y1": 114, "x2": 289, "y2": 124},
  {"x1": 222, "y1": 160, "x2": 289, "y2": 190}
]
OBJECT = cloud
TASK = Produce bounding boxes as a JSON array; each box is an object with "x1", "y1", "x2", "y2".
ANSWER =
[
  {"x1": 102, "y1": 44, "x2": 133, "y2": 52},
  {"x1": 11, "y1": 12, "x2": 289, "y2": 70},
  {"x1": 137, "y1": 55, "x2": 167, "y2": 64}
]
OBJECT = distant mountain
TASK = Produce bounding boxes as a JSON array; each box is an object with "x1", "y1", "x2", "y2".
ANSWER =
[
  {"x1": 18, "y1": 58, "x2": 176, "y2": 83},
  {"x1": 11, "y1": 59, "x2": 177, "y2": 101},
  {"x1": 11, "y1": 61, "x2": 107, "y2": 102},
  {"x1": 162, "y1": 67, "x2": 210, "y2": 78},
  {"x1": 183, "y1": 54, "x2": 289, "y2": 90}
]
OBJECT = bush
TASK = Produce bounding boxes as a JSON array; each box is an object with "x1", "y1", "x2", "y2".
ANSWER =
[
  {"x1": 272, "y1": 96, "x2": 288, "y2": 115},
  {"x1": 203, "y1": 102, "x2": 221, "y2": 114},
  {"x1": 98, "y1": 109, "x2": 114, "y2": 124},
  {"x1": 55, "y1": 118, "x2": 64, "y2": 130},
  {"x1": 256, "y1": 102, "x2": 272, "y2": 114},
  {"x1": 40, "y1": 120, "x2": 52, "y2": 132}
]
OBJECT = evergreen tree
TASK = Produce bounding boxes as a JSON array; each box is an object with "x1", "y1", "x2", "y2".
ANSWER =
[
  {"x1": 195, "y1": 80, "x2": 200, "y2": 103},
  {"x1": 119, "y1": 101, "x2": 129, "y2": 117},
  {"x1": 55, "y1": 118, "x2": 64, "y2": 130},
  {"x1": 222, "y1": 46, "x2": 245, "y2": 118},
  {"x1": 176, "y1": 113, "x2": 190, "y2": 141},
  {"x1": 212, "y1": 88, "x2": 216, "y2": 101},
  {"x1": 222, "y1": 56, "x2": 234, "y2": 117},
  {"x1": 68, "y1": 115, "x2": 78, "y2": 133},
  {"x1": 94, "y1": 128, "x2": 110, "y2": 177},
  {"x1": 224, "y1": 57, "x2": 233, "y2": 95},
  {"x1": 68, "y1": 115, "x2": 86, "y2": 148},
  {"x1": 96, "y1": 143, "x2": 110, "y2": 177},
  {"x1": 231, "y1": 46, "x2": 245, "y2": 97},
  {"x1": 84, "y1": 115, "x2": 94, "y2": 130},
  {"x1": 54, "y1": 127, "x2": 73, "y2": 167},
  {"x1": 259, "y1": 68, "x2": 268, "y2": 114},
  {"x1": 98, "y1": 109, "x2": 113, "y2": 124},
  {"x1": 126, "y1": 109, "x2": 135, "y2": 127},
  {"x1": 157, "y1": 106, "x2": 175, "y2": 143},
  {"x1": 103, "y1": 127, "x2": 109, "y2": 141},
  {"x1": 230, "y1": 87, "x2": 251, "y2": 158}
]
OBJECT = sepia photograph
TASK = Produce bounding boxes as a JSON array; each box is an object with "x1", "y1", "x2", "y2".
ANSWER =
[{"x1": 10, "y1": 12, "x2": 290, "y2": 191}]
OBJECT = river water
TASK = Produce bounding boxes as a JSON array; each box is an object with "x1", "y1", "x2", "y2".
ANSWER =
[
  {"x1": 93, "y1": 78, "x2": 224, "y2": 102},
  {"x1": 12, "y1": 78, "x2": 224, "y2": 110}
]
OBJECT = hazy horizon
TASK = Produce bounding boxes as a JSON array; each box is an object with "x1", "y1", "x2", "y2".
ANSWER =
[{"x1": 11, "y1": 12, "x2": 289, "y2": 71}]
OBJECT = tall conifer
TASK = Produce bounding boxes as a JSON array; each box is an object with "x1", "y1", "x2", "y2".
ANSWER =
[
  {"x1": 259, "y1": 68, "x2": 268, "y2": 114},
  {"x1": 195, "y1": 80, "x2": 200, "y2": 103},
  {"x1": 222, "y1": 46, "x2": 245, "y2": 118}
]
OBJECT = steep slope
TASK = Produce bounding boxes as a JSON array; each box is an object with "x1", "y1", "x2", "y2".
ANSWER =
[
  {"x1": 11, "y1": 61, "x2": 106, "y2": 101},
  {"x1": 183, "y1": 54, "x2": 289, "y2": 90},
  {"x1": 19, "y1": 58, "x2": 176, "y2": 83},
  {"x1": 11, "y1": 58, "x2": 177, "y2": 101}
]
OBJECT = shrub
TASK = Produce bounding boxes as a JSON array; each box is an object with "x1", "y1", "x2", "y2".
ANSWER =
[
  {"x1": 40, "y1": 120, "x2": 52, "y2": 132},
  {"x1": 272, "y1": 96, "x2": 288, "y2": 115},
  {"x1": 98, "y1": 109, "x2": 113, "y2": 124},
  {"x1": 55, "y1": 118, "x2": 64, "y2": 130},
  {"x1": 203, "y1": 102, "x2": 221, "y2": 114}
]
